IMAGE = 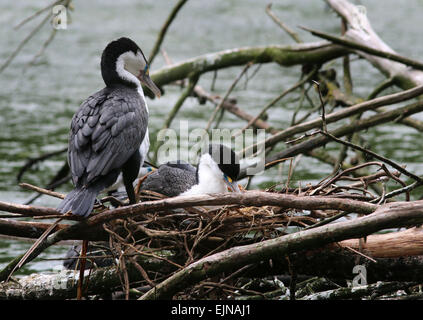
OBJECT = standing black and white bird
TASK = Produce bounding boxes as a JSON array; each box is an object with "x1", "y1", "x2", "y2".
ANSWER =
[
  {"x1": 57, "y1": 37, "x2": 161, "y2": 217},
  {"x1": 140, "y1": 144, "x2": 241, "y2": 197}
]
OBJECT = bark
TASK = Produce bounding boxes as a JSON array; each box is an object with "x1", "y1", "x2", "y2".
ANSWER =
[
  {"x1": 300, "y1": 281, "x2": 417, "y2": 300},
  {"x1": 0, "y1": 254, "x2": 174, "y2": 300},
  {"x1": 246, "y1": 246, "x2": 423, "y2": 284},
  {"x1": 149, "y1": 42, "x2": 348, "y2": 89},
  {"x1": 339, "y1": 227, "x2": 423, "y2": 258}
]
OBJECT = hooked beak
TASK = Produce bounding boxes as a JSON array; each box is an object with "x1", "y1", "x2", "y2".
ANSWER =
[
  {"x1": 224, "y1": 175, "x2": 241, "y2": 193},
  {"x1": 138, "y1": 72, "x2": 161, "y2": 98}
]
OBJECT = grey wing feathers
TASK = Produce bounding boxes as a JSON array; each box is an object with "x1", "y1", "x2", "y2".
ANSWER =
[
  {"x1": 68, "y1": 87, "x2": 148, "y2": 187},
  {"x1": 140, "y1": 162, "x2": 197, "y2": 197}
]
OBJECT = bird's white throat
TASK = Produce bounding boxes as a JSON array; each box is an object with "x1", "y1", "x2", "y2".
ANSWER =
[
  {"x1": 115, "y1": 51, "x2": 148, "y2": 112},
  {"x1": 182, "y1": 154, "x2": 227, "y2": 196}
]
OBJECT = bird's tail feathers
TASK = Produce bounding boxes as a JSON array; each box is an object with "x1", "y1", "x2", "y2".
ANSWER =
[{"x1": 57, "y1": 187, "x2": 99, "y2": 218}]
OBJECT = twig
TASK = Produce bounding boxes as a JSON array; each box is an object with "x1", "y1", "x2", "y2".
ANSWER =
[
  {"x1": 25, "y1": 28, "x2": 57, "y2": 69},
  {"x1": 266, "y1": 4, "x2": 302, "y2": 43},
  {"x1": 367, "y1": 77, "x2": 395, "y2": 100},
  {"x1": 14, "y1": 0, "x2": 62, "y2": 30},
  {"x1": 164, "y1": 74, "x2": 199, "y2": 130},
  {"x1": 6, "y1": 215, "x2": 66, "y2": 281},
  {"x1": 236, "y1": 66, "x2": 317, "y2": 136},
  {"x1": 76, "y1": 239, "x2": 88, "y2": 300},
  {"x1": 205, "y1": 62, "x2": 253, "y2": 133},
  {"x1": 341, "y1": 18, "x2": 353, "y2": 96},
  {"x1": 314, "y1": 81, "x2": 422, "y2": 185},
  {"x1": 312, "y1": 80, "x2": 327, "y2": 132},
  {"x1": 148, "y1": 0, "x2": 189, "y2": 65},
  {"x1": 0, "y1": 11, "x2": 52, "y2": 75},
  {"x1": 17, "y1": 147, "x2": 67, "y2": 182},
  {"x1": 153, "y1": 73, "x2": 199, "y2": 163},
  {"x1": 244, "y1": 82, "x2": 423, "y2": 157},
  {"x1": 194, "y1": 85, "x2": 275, "y2": 133},
  {"x1": 319, "y1": 131, "x2": 422, "y2": 184},
  {"x1": 19, "y1": 182, "x2": 65, "y2": 199}
]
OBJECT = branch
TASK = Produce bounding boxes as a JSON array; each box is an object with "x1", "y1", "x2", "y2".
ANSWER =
[
  {"x1": 149, "y1": 42, "x2": 348, "y2": 89},
  {"x1": 0, "y1": 191, "x2": 377, "y2": 280},
  {"x1": 257, "y1": 84, "x2": 423, "y2": 152},
  {"x1": 301, "y1": 26, "x2": 423, "y2": 71},
  {"x1": 265, "y1": 4, "x2": 302, "y2": 43},
  {"x1": 257, "y1": 100, "x2": 423, "y2": 175},
  {"x1": 148, "y1": 0, "x2": 189, "y2": 65},
  {"x1": 325, "y1": 0, "x2": 423, "y2": 89}
]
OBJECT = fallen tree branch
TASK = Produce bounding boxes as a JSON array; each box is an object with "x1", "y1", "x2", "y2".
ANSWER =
[
  {"x1": 325, "y1": 0, "x2": 423, "y2": 89},
  {"x1": 301, "y1": 26, "x2": 423, "y2": 71},
  {"x1": 149, "y1": 42, "x2": 348, "y2": 89}
]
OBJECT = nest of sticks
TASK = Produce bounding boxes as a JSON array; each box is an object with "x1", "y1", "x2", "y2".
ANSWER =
[
  {"x1": 79, "y1": 161, "x2": 404, "y2": 295},
  {"x1": 4, "y1": 159, "x2": 414, "y2": 300}
]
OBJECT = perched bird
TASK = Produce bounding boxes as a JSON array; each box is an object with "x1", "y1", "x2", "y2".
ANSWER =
[
  {"x1": 140, "y1": 144, "x2": 241, "y2": 197},
  {"x1": 57, "y1": 37, "x2": 161, "y2": 217}
]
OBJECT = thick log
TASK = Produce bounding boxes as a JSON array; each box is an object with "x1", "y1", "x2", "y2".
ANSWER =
[
  {"x1": 300, "y1": 281, "x2": 417, "y2": 300},
  {"x1": 246, "y1": 246, "x2": 423, "y2": 284},
  {"x1": 339, "y1": 227, "x2": 423, "y2": 258},
  {"x1": 0, "y1": 254, "x2": 174, "y2": 300}
]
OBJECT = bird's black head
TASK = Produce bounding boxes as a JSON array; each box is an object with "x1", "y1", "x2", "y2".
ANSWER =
[
  {"x1": 208, "y1": 144, "x2": 240, "y2": 181},
  {"x1": 100, "y1": 37, "x2": 161, "y2": 97}
]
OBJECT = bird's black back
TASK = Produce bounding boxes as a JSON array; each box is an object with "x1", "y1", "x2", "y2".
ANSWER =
[
  {"x1": 68, "y1": 85, "x2": 148, "y2": 191},
  {"x1": 140, "y1": 160, "x2": 197, "y2": 197}
]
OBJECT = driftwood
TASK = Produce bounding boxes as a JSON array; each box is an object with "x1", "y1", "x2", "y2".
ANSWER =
[{"x1": 326, "y1": 0, "x2": 423, "y2": 89}]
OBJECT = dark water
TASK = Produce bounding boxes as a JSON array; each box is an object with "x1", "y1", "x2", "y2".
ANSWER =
[{"x1": 1, "y1": 0, "x2": 423, "y2": 274}]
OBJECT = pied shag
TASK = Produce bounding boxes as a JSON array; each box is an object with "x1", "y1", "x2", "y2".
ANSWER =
[
  {"x1": 57, "y1": 37, "x2": 161, "y2": 217},
  {"x1": 140, "y1": 144, "x2": 241, "y2": 197}
]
